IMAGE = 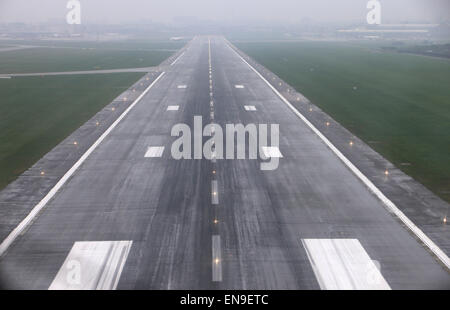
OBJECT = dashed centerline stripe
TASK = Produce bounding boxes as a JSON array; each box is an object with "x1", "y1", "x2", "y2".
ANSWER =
[
  {"x1": 212, "y1": 235, "x2": 222, "y2": 282},
  {"x1": 211, "y1": 180, "x2": 219, "y2": 205}
]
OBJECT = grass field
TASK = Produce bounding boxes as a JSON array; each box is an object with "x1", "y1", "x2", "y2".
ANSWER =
[
  {"x1": 0, "y1": 73, "x2": 144, "y2": 189},
  {"x1": 236, "y1": 41, "x2": 450, "y2": 202},
  {"x1": 0, "y1": 39, "x2": 185, "y2": 51},
  {"x1": 0, "y1": 47, "x2": 172, "y2": 73},
  {"x1": 0, "y1": 39, "x2": 179, "y2": 190}
]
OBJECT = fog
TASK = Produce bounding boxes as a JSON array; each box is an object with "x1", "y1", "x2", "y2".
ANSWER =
[{"x1": 0, "y1": 0, "x2": 449, "y2": 25}]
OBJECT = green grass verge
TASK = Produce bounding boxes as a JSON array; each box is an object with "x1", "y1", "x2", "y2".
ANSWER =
[
  {"x1": 0, "y1": 39, "x2": 186, "y2": 51},
  {"x1": 236, "y1": 41, "x2": 450, "y2": 202},
  {"x1": 0, "y1": 73, "x2": 144, "y2": 189},
  {"x1": 0, "y1": 46, "x2": 172, "y2": 74}
]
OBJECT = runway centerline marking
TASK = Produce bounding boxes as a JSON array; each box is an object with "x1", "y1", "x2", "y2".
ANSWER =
[
  {"x1": 167, "y1": 105, "x2": 179, "y2": 111},
  {"x1": 244, "y1": 105, "x2": 257, "y2": 111},
  {"x1": 211, "y1": 180, "x2": 219, "y2": 205},
  {"x1": 212, "y1": 235, "x2": 222, "y2": 282},
  {"x1": 177, "y1": 85, "x2": 187, "y2": 89},
  {"x1": 49, "y1": 241, "x2": 133, "y2": 290},
  {"x1": 235, "y1": 85, "x2": 245, "y2": 89},
  {"x1": 145, "y1": 146, "x2": 165, "y2": 158},
  {"x1": 302, "y1": 239, "x2": 390, "y2": 290},
  {"x1": 0, "y1": 72, "x2": 165, "y2": 257},
  {"x1": 226, "y1": 39, "x2": 450, "y2": 270}
]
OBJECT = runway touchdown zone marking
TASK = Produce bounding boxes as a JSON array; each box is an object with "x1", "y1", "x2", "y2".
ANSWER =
[
  {"x1": 145, "y1": 146, "x2": 165, "y2": 158},
  {"x1": 167, "y1": 105, "x2": 179, "y2": 111},
  {"x1": 302, "y1": 239, "x2": 390, "y2": 290},
  {"x1": 261, "y1": 146, "x2": 283, "y2": 158},
  {"x1": 49, "y1": 241, "x2": 133, "y2": 290}
]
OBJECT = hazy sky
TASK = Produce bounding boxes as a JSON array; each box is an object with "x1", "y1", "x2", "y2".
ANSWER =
[{"x1": 0, "y1": 0, "x2": 448, "y2": 24}]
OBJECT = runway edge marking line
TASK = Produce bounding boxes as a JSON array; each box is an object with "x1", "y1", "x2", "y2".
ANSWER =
[
  {"x1": 0, "y1": 72, "x2": 166, "y2": 257},
  {"x1": 170, "y1": 51, "x2": 186, "y2": 66},
  {"x1": 225, "y1": 38, "x2": 450, "y2": 271}
]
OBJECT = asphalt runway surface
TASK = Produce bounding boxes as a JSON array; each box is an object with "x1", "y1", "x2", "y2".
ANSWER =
[{"x1": 0, "y1": 36, "x2": 448, "y2": 289}]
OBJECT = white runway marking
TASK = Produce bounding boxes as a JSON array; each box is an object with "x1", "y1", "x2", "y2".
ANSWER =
[
  {"x1": 226, "y1": 40, "x2": 450, "y2": 270},
  {"x1": 170, "y1": 51, "x2": 185, "y2": 66},
  {"x1": 49, "y1": 241, "x2": 132, "y2": 290},
  {"x1": 235, "y1": 85, "x2": 245, "y2": 89},
  {"x1": 0, "y1": 76, "x2": 11, "y2": 79},
  {"x1": 167, "y1": 105, "x2": 179, "y2": 111},
  {"x1": 261, "y1": 146, "x2": 283, "y2": 158},
  {"x1": 211, "y1": 180, "x2": 219, "y2": 204},
  {"x1": 145, "y1": 146, "x2": 165, "y2": 158},
  {"x1": 0, "y1": 72, "x2": 165, "y2": 257},
  {"x1": 177, "y1": 85, "x2": 187, "y2": 89},
  {"x1": 212, "y1": 235, "x2": 222, "y2": 282},
  {"x1": 302, "y1": 239, "x2": 390, "y2": 290},
  {"x1": 244, "y1": 105, "x2": 257, "y2": 111}
]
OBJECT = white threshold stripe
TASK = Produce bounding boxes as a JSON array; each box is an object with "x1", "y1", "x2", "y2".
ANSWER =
[
  {"x1": 0, "y1": 72, "x2": 165, "y2": 257},
  {"x1": 144, "y1": 146, "x2": 165, "y2": 158},
  {"x1": 49, "y1": 241, "x2": 133, "y2": 290},
  {"x1": 226, "y1": 40, "x2": 450, "y2": 270},
  {"x1": 212, "y1": 235, "x2": 222, "y2": 282},
  {"x1": 170, "y1": 51, "x2": 185, "y2": 66},
  {"x1": 302, "y1": 239, "x2": 390, "y2": 290}
]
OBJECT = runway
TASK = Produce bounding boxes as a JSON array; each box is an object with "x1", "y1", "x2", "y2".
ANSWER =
[{"x1": 0, "y1": 36, "x2": 448, "y2": 289}]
